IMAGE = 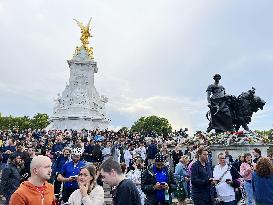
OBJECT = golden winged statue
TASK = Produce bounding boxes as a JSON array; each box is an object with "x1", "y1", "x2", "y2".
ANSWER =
[{"x1": 73, "y1": 18, "x2": 94, "y2": 59}]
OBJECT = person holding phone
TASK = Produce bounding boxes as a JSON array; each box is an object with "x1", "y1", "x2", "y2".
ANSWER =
[
  {"x1": 191, "y1": 147, "x2": 215, "y2": 205},
  {"x1": 141, "y1": 153, "x2": 176, "y2": 205},
  {"x1": 213, "y1": 152, "x2": 238, "y2": 205},
  {"x1": 57, "y1": 148, "x2": 85, "y2": 203}
]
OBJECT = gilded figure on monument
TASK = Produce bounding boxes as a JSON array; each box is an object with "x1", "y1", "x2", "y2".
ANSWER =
[{"x1": 73, "y1": 18, "x2": 94, "y2": 59}]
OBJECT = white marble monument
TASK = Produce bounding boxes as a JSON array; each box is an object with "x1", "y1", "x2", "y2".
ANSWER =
[{"x1": 47, "y1": 19, "x2": 110, "y2": 130}]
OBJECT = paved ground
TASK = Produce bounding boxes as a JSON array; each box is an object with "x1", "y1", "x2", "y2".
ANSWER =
[
  {"x1": 103, "y1": 184, "x2": 193, "y2": 205},
  {"x1": 0, "y1": 185, "x2": 194, "y2": 205}
]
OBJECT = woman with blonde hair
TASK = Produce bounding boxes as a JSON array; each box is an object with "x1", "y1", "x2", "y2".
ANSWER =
[
  {"x1": 68, "y1": 164, "x2": 104, "y2": 205},
  {"x1": 252, "y1": 157, "x2": 273, "y2": 205}
]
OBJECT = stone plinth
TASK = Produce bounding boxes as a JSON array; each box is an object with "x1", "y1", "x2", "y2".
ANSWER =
[{"x1": 210, "y1": 144, "x2": 271, "y2": 166}]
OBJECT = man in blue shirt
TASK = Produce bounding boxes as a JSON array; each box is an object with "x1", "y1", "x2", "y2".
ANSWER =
[
  {"x1": 57, "y1": 148, "x2": 85, "y2": 203},
  {"x1": 141, "y1": 154, "x2": 176, "y2": 204},
  {"x1": 52, "y1": 147, "x2": 71, "y2": 196}
]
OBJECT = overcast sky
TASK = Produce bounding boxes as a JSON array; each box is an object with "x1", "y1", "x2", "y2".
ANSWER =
[{"x1": 0, "y1": 0, "x2": 272, "y2": 132}]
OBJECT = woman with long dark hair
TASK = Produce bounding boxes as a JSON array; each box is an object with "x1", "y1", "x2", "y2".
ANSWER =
[{"x1": 68, "y1": 164, "x2": 104, "y2": 205}]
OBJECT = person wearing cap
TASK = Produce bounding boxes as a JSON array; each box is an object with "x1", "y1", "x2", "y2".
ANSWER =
[
  {"x1": 141, "y1": 153, "x2": 176, "y2": 205},
  {"x1": 0, "y1": 153, "x2": 22, "y2": 204},
  {"x1": 57, "y1": 147, "x2": 86, "y2": 203}
]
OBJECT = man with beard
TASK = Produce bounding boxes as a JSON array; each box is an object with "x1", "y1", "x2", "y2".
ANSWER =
[
  {"x1": 57, "y1": 148, "x2": 85, "y2": 203},
  {"x1": 51, "y1": 147, "x2": 71, "y2": 196},
  {"x1": 141, "y1": 154, "x2": 176, "y2": 205},
  {"x1": 20, "y1": 146, "x2": 37, "y2": 182},
  {"x1": 0, "y1": 153, "x2": 22, "y2": 204},
  {"x1": 9, "y1": 155, "x2": 55, "y2": 205},
  {"x1": 191, "y1": 147, "x2": 216, "y2": 205}
]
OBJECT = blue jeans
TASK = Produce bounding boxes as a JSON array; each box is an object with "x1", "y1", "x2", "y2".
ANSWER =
[{"x1": 244, "y1": 181, "x2": 254, "y2": 205}]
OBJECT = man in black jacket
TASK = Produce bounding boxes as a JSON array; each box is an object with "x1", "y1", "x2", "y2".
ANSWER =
[
  {"x1": 252, "y1": 148, "x2": 261, "y2": 164},
  {"x1": 100, "y1": 157, "x2": 141, "y2": 205},
  {"x1": 191, "y1": 147, "x2": 215, "y2": 205},
  {"x1": 0, "y1": 153, "x2": 22, "y2": 204},
  {"x1": 146, "y1": 140, "x2": 158, "y2": 166},
  {"x1": 141, "y1": 154, "x2": 176, "y2": 205}
]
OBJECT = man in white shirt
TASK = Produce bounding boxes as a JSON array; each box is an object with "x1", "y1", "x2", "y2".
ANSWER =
[
  {"x1": 124, "y1": 144, "x2": 134, "y2": 167},
  {"x1": 213, "y1": 152, "x2": 236, "y2": 205},
  {"x1": 102, "y1": 141, "x2": 112, "y2": 161},
  {"x1": 136, "y1": 142, "x2": 146, "y2": 161}
]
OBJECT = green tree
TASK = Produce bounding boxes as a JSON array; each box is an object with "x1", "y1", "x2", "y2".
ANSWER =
[
  {"x1": 16, "y1": 116, "x2": 32, "y2": 130},
  {"x1": 0, "y1": 113, "x2": 49, "y2": 130},
  {"x1": 131, "y1": 115, "x2": 172, "y2": 136},
  {"x1": 31, "y1": 113, "x2": 49, "y2": 130}
]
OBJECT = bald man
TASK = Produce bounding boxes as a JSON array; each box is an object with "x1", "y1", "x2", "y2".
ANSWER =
[{"x1": 9, "y1": 155, "x2": 55, "y2": 205}]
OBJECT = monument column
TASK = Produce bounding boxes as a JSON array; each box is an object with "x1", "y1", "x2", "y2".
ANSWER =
[{"x1": 47, "y1": 19, "x2": 109, "y2": 130}]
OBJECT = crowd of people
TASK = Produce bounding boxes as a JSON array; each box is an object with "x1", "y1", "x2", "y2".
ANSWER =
[{"x1": 0, "y1": 128, "x2": 272, "y2": 205}]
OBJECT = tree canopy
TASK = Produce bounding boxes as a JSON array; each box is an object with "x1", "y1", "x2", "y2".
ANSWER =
[
  {"x1": 0, "y1": 113, "x2": 49, "y2": 130},
  {"x1": 131, "y1": 115, "x2": 172, "y2": 136}
]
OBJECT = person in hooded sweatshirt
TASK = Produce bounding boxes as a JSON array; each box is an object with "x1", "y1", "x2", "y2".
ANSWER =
[{"x1": 9, "y1": 155, "x2": 55, "y2": 205}]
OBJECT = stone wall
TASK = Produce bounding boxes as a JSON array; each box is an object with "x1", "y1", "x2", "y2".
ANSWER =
[{"x1": 210, "y1": 144, "x2": 272, "y2": 166}]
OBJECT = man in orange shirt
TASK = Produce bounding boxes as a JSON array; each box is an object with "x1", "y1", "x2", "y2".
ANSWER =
[{"x1": 9, "y1": 155, "x2": 55, "y2": 205}]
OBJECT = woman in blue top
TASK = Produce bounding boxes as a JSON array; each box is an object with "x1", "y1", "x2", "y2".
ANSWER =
[
  {"x1": 174, "y1": 155, "x2": 190, "y2": 205},
  {"x1": 252, "y1": 157, "x2": 273, "y2": 205}
]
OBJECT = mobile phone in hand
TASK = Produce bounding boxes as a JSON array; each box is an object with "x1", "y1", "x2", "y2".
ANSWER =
[{"x1": 71, "y1": 175, "x2": 78, "y2": 179}]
